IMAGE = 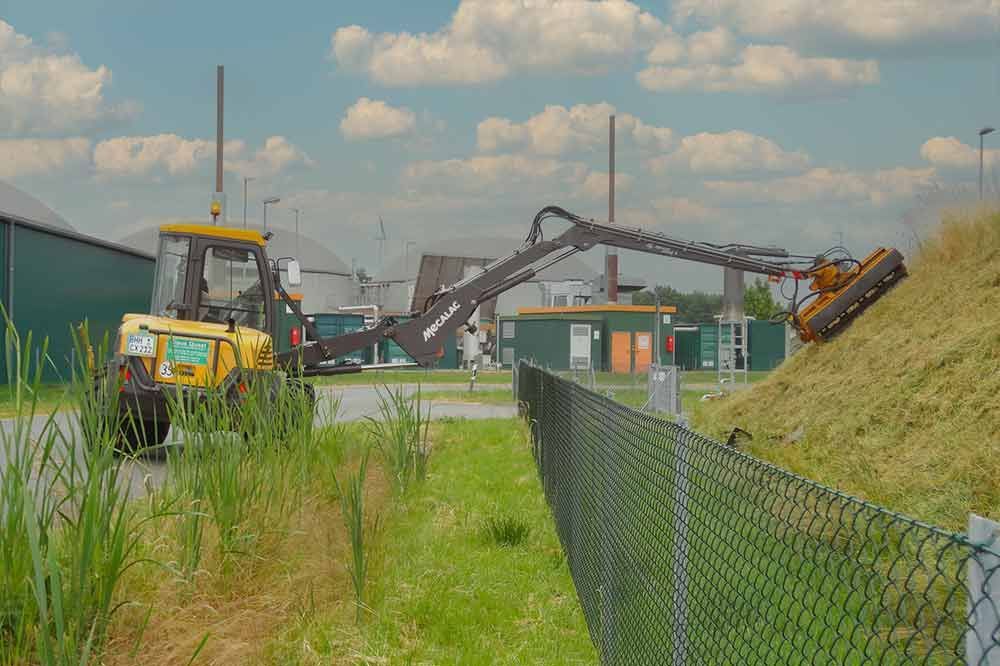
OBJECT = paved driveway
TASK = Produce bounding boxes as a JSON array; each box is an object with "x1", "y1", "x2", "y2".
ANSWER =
[{"x1": 0, "y1": 383, "x2": 517, "y2": 498}]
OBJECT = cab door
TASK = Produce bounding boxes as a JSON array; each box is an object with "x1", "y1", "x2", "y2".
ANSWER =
[{"x1": 190, "y1": 238, "x2": 274, "y2": 335}]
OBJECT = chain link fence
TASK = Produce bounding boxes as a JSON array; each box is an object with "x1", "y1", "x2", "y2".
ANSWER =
[{"x1": 517, "y1": 362, "x2": 1000, "y2": 665}]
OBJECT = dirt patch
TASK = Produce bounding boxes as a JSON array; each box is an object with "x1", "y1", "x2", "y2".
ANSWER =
[{"x1": 102, "y1": 466, "x2": 392, "y2": 665}]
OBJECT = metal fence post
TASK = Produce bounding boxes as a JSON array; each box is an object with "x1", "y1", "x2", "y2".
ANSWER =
[
  {"x1": 968, "y1": 513, "x2": 1000, "y2": 665},
  {"x1": 670, "y1": 430, "x2": 690, "y2": 665}
]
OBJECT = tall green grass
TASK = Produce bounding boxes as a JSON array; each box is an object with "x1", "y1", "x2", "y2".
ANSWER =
[
  {"x1": 365, "y1": 386, "x2": 431, "y2": 495},
  {"x1": 1, "y1": 320, "x2": 330, "y2": 663},
  {"x1": 332, "y1": 450, "x2": 374, "y2": 622}
]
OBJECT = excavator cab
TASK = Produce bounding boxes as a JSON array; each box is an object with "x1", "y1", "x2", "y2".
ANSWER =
[
  {"x1": 151, "y1": 225, "x2": 278, "y2": 335},
  {"x1": 98, "y1": 224, "x2": 308, "y2": 454}
]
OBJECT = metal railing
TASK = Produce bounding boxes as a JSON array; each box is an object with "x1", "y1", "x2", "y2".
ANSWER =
[{"x1": 517, "y1": 362, "x2": 1000, "y2": 665}]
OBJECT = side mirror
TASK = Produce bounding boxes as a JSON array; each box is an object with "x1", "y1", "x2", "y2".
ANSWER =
[{"x1": 287, "y1": 260, "x2": 302, "y2": 287}]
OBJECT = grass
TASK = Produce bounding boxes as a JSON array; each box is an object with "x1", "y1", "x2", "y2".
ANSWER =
[
  {"x1": 423, "y1": 386, "x2": 707, "y2": 414},
  {"x1": 0, "y1": 382, "x2": 66, "y2": 417},
  {"x1": 312, "y1": 368, "x2": 512, "y2": 386},
  {"x1": 693, "y1": 208, "x2": 1000, "y2": 531},
  {"x1": 266, "y1": 418, "x2": 596, "y2": 665},
  {"x1": 481, "y1": 514, "x2": 531, "y2": 547}
]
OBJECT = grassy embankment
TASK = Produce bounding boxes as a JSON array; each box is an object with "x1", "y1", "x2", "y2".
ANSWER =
[
  {"x1": 694, "y1": 208, "x2": 1000, "y2": 530},
  {"x1": 0, "y1": 326, "x2": 589, "y2": 665}
]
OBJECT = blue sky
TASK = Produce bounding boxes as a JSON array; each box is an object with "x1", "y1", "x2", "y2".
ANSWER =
[{"x1": 2, "y1": 1, "x2": 999, "y2": 290}]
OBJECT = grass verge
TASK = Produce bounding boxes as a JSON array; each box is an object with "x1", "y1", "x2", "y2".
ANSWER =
[
  {"x1": 423, "y1": 387, "x2": 706, "y2": 414},
  {"x1": 266, "y1": 418, "x2": 596, "y2": 665}
]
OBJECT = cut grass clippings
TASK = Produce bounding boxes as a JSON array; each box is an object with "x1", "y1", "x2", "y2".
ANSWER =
[{"x1": 266, "y1": 418, "x2": 596, "y2": 665}]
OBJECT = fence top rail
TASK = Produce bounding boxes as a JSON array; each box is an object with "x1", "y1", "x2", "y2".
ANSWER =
[{"x1": 517, "y1": 360, "x2": 1000, "y2": 558}]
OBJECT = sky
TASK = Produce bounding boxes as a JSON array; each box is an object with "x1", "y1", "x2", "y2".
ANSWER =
[{"x1": 2, "y1": 0, "x2": 999, "y2": 291}]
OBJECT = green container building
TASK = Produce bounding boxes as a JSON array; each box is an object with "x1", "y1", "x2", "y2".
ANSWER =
[
  {"x1": 497, "y1": 315, "x2": 604, "y2": 371},
  {"x1": 673, "y1": 326, "x2": 701, "y2": 371},
  {"x1": 498, "y1": 305, "x2": 677, "y2": 372},
  {"x1": 0, "y1": 218, "x2": 155, "y2": 382},
  {"x1": 748, "y1": 319, "x2": 787, "y2": 370},
  {"x1": 311, "y1": 313, "x2": 373, "y2": 364}
]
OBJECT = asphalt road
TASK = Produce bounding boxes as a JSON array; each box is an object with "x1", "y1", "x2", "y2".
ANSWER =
[{"x1": 0, "y1": 383, "x2": 517, "y2": 499}]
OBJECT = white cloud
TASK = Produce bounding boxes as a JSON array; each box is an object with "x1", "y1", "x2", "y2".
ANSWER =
[
  {"x1": 330, "y1": 0, "x2": 666, "y2": 86},
  {"x1": 340, "y1": 97, "x2": 417, "y2": 141},
  {"x1": 648, "y1": 130, "x2": 809, "y2": 175},
  {"x1": 225, "y1": 136, "x2": 314, "y2": 178},
  {"x1": 651, "y1": 196, "x2": 719, "y2": 221},
  {"x1": 477, "y1": 103, "x2": 672, "y2": 155},
  {"x1": 705, "y1": 166, "x2": 936, "y2": 205},
  {"x1": 0, "y1": 20, "x2": 137, "y2": 134},
  {"x1": 920, "y1": 136, "x2": 1000, "y2": 169},
  {"x1": 93, "y1": 134, "x2": 310, "y2": 179},
  {"x1": 93, "y1": 134, "x2": 215, "y2": 176},
  {"x1": 0, "y1": 137, "x2": 90, "y2": 179},
  {"x1": 577, "y1": 171, "x2": 633, "y2": 199},
  {"x1": 638, "y1": 44, "x2": 878, "y2": 95},
  {"x1": 672, "y1": 0, "x2": 1000, "y2": 52},
  {"x1": 402, "y1": 154, "x2": 588, "y2": 195}
]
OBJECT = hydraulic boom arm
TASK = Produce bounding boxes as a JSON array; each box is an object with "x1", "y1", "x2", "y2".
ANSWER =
[{"x1": 278, "y1": 206, "x2": 905, "y2": 371}]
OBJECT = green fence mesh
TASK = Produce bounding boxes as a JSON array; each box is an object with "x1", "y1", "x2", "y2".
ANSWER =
[{"x1": 517, "y1": 363, "x2": 1000, "y2": 665}]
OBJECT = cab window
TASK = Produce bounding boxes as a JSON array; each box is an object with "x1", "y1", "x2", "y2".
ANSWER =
[
  {"x1": 151, "y1": 235, "x2": 191, "y2": 318},
  {"x1": 199, "y1": 246, "x2": 267, "y2": 331}
]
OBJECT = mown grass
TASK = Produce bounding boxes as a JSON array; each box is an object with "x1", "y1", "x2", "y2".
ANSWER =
[
  {"x1": 423, "y1": 386, "x2": 707, "y2": 414},
  {"x1": 693, "y1": 208, "x2": 1000, "y2": 530},
  {"x1": 266, "y1": 418, "x2": 596, "y2": 665},
  {"x1": 312, "y1": 368, "x2": 512, "y2": 386}
]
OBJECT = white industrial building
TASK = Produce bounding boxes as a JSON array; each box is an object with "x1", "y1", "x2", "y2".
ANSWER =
[
  {"x1": 119, "y1": 223, "x2": 356, "y2": 313},
  {"x1": 363, "y1": 237, "x2": 601, "y2": 316}
]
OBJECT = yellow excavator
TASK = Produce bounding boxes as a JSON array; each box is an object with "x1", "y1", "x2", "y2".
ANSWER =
[{"x1": 97, "y1": 206, "x2": 905, "y2": 452}]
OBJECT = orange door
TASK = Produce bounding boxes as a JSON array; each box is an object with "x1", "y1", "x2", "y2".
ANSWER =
[
  {"x1": 611, "y1": 331, "x2": 631, "y2": 373},
  {"x1": 634, "y1": 331, "x2": 652, "y2": 373}
]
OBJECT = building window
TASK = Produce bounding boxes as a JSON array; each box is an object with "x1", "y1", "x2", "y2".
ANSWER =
[
  {"x1": 552, "y1": 294, "x2": 569, "y2": 307},
  {"x1": 502, "y1": 347, "x2": 515, "y2": 366},
  {"x1": 502, "y1": 320, "x2": 515, "y2": 339}
]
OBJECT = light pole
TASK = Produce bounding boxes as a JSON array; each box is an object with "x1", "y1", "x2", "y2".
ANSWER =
[
  {"x1": 979, "y1": 127, "x2": 994, "y2": 200},
  {"x1": 291, "y1": 207, "x2": 301, "y2": 258},
  {"x1": 242, "y1": 177, "x2": 255, "y2": 228},
  {"x1": 262, "y1": 196, "x2": 280, "y2": 230},
  {"x1": 404, "y1": 240, "x2": 417, "y2": 275}
]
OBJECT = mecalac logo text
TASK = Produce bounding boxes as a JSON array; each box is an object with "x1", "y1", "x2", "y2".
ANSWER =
[{"x1": 422, "y1": 301, "x2": 462, "y2": 342}]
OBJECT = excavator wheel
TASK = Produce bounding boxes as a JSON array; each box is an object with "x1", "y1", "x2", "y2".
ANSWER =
[{"x1": 116, "y1": 417, "x2": 171, "y2": 458}]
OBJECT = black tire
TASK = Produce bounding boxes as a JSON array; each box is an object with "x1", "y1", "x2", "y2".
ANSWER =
[{"x1": 116, "y1": 418, "x2": 171, "y2": 459}]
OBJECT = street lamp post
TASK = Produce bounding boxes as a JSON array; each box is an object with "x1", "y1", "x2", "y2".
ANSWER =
[
  {"x1": 263, "y1": 196, "x2": 280, "y2": 230},
  {"x1": 979, "y1": 127, "x2": 995, "y2": 200},
  {"x1": 242, "y1": 177, "x2": 255, "y2": 228},
  {"x1": 404, "y1": 240, "x2": 417, "y2": 275},
  {"x1": 291, "y1": 208, "x2": 301, "y2": 258}
]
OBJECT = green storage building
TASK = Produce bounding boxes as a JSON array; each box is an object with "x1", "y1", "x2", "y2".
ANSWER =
[
  {"x1": 673, "y1": 320, "x2": 787, "y2": 371},
  {"x1": 0, "y1": 185, "x2": 155, "y2": 382},
  {"x1": 498, "y1": 305, "x2": 677, "y2": 373}
]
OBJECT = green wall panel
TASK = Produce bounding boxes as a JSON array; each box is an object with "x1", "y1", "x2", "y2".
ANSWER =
[
  {"x1": 749, "y1": 319, "x2": 786, "y2": 370},
  {"x1": 498, "y1": 317, "x2": 602, "y2": 371},
  {"x1": 9, "y1": 224, "x2": 154, "y2": 382}
]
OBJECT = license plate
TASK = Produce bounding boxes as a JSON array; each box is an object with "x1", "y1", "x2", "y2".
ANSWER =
[{"x1": 126, "y1": 333, "x2": 157, "y2": 357}]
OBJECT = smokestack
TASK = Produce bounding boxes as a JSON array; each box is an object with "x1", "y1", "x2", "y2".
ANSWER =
[
  {"x1": 215, "y1": 65, "x2": 224, "y2": 197},
  {"x1": 606, "y1": 114, "x2": 619, "y2": 304}
]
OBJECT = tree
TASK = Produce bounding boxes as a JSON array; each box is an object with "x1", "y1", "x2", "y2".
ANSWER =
[
  {"x1": 632, "y1": 278, "x2": 782, "y2": 322},
  {"x1": 743, "y1": 277, "x2": 782, "y2": 320},
  {"x1": 632, "y1": 285, "x2": 722, "y2": 322}
]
